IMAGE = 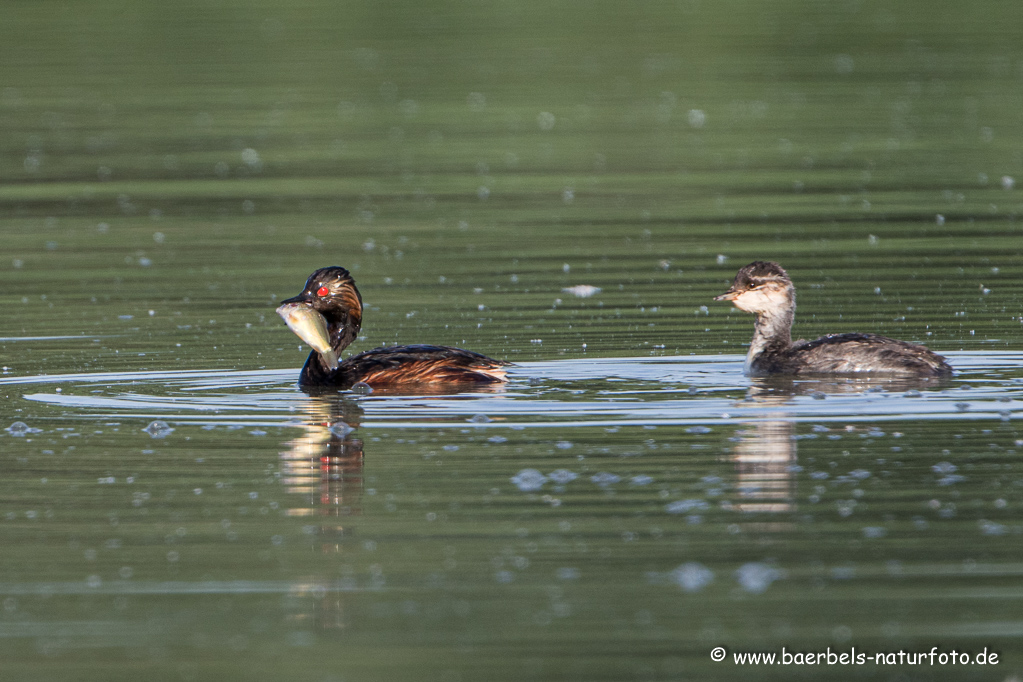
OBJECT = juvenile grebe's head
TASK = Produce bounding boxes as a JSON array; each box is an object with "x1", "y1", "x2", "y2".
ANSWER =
[{"x1": 714, "y1": 261, "x2": 794, "y2": 315}]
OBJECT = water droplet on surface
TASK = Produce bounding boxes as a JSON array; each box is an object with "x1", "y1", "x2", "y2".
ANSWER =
[
  {"x1": 665, "y1": 499, "x2": 709, "y2": 514},
  {"x1": 329, "y1": 422, "x2": 355, "y2": 438},
  {"x1": 6, "y1": 421, "x2": 39, "y2": 436},
  {"x1": 590, "y1": 472, "x2": 621, "y2": 486},
  {"x1": 536, "y1": 111, "x2": 556, "y2": 131},
  {"x1": 511, "y1": 469, "x2": 548, "y2": 492},
  {"x1": 548, "y1": 469, "x2": 578, "y2": 484},
  {"x1": 672, "y1": 562, "x2": 714, "y2": 592},
  {"x1": 735, "y1": 562, "x2": 783, "y2": 594},
  {"x1": 143, "y1": 420, "x2": 174, "y2": 438},
  {"x1": 562, "y1": 285, "x2": 601, "y2": 298}
]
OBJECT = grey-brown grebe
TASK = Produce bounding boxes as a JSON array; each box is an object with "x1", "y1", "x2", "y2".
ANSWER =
[
  {"x1": 715, "y1": 261, "x2": 952, "y2": 377},
  {"x1": 277, "y1": 267, "x2": 510, "y2": 388}
]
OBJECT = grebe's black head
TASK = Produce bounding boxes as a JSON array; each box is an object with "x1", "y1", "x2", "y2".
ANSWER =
[
  {"x1": 714, "y1": 261, "x2": 794, "y2": 314},
  {"x1": 278, "y1": 266, "x2": 364, "y2": 355},
  {"x1": 281, "y1": 267, "x2": 363, "y2": 326}
]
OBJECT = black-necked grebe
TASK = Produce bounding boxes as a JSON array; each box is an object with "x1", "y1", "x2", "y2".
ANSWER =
[
  {"x1": 715, "y1": 261, "x2": 952, "y2": 377},
  {"x1": 277, "y1": 267, "x2": 510, "y2": 388}
]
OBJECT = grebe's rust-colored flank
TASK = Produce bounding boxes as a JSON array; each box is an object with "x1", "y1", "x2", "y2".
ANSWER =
[
  {"x1": 277, "y1": 266, "x2": 510, "y2": 389},
  {"x1": 715, "y1": 261, "x2": 952, "y2": 378}
]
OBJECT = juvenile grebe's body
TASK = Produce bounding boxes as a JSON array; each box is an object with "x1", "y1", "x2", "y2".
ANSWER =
[
  {"x1": 715, "y1": 261, "x2": 952, "y2": 378},
  {"x1": 278, "y1": 267, "x2": 509, "y2": 388}
]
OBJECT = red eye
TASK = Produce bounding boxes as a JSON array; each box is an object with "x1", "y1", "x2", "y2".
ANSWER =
[{"x1": 316, "y1": 286, "x2": 330, "y2": 297}]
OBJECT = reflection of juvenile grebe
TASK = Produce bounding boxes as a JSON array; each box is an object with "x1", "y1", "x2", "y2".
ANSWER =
[
  {"x1": 277, "y1": 267, "x2": 510, "y2": 388},
  {"x1": 716, "y1": 261, "x2": 952, "y2": 378}
]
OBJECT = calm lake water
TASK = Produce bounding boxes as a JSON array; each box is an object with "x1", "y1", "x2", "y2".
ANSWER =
[{"x1": 2, "y1": 1, "x2": 1023, "y2": 680}]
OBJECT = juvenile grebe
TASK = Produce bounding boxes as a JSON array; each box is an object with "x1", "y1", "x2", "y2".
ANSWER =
[
  {"x1": 277, "y1": 267, "x2": 510, "y2": 388},
  {"x1": 715, "y1": 261, "x2": 952, "y2": 377}
]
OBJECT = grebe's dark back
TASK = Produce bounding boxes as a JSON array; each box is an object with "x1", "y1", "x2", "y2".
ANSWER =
[
  {"x1": 278, "y1": 267, "x2": 509, "y2": 388},
  {"x1": 715, "y1": 261, "x2": 952, "y2": 378}
]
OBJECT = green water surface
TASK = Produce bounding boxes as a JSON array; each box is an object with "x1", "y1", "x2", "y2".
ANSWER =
[{"x1": 1, "y1": 1, "x2": 1023, "y2": 680}]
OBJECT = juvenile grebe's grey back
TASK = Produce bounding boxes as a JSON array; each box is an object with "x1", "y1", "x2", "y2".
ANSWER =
[
  {"x1": 277, "y1": 266, "x2": 510, "y2": 389},
  {"x1": 715, "y1": 261, "x2": 952, "y2": 378}
]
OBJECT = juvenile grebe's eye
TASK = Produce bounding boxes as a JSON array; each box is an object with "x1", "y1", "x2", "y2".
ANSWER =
[{"x1": 316, "y1": 286, "x2": 330, "y2": 297}]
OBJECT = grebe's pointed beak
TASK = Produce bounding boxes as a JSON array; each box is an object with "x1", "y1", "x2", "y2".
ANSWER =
[
  {"x1": 714, "y1": 289, "x2": 741, "y2": 302},
  {"x1": 279, "y1": 293, "x2": 314, "y2": 305}
]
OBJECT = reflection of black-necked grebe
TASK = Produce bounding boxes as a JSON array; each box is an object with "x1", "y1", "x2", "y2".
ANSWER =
[
  {"x1": 277, "y1": 267, "x2": 510, "y2": 388},
  {"x1": 715, "y1": 261, "x2": 952, "y2": 378}
]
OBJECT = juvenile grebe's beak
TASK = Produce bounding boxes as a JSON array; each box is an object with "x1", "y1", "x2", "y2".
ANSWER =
[
  {"x1": 276, "y1": 302, "x2": 340, "y2": 371},
  {"x1": 714, "y1": 289, "x2": 741, "y2": 302}
]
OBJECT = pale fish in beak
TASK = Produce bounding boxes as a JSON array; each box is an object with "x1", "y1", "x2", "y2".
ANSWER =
[{"x1": 276, "y1": 302, "x2": 340, "y2": 371}]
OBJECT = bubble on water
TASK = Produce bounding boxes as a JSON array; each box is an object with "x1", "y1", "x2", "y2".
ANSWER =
[
  {"x1": 590, "y1": 472, "x2": 621, "y2": 487},
  {"x1": 735, "y1": 562, "x2": 783, "y2": 594},
  {"x1": 665, "y1": 499, "x2": 709, "y2": 514},
  {"x1": 442, "y1": 444, "x2": 459, "y2": 451},
  {"x1": 833, "y1": 54, "x2": 855, "y2": 74},
  {"x1": 329, "y1": 422, "x2": 355, "y2": 438},
  {"x1": 240, "y1": 148, "x2": 261, "y2": 169},
  {"x1": 1002, "y1": 175, "x2": 1015, "y2": 190},
  {"x1": 562, "y1": 285, "x2": 601, "y2": 298},
  {"x1": 495, "y1": 570, "x2": 514, "y2": 584},
  {"x1": 350, "y1": 382, "x2": 373, "y2": 395},
  {"x1": 511, "y1": 468, "x2": 547, "y2": 492},
  {"x1": 836, "y1": 500, "x2": 856, "y2": 517},
  {"x1": 468, "y1": 414, "x2": 491, "y2": 424},
  {"x1": 978, "y1": 519, "x2": 1007, "y2": 536},
  {"x1": 686, "y1": 426, "x2": 712, "y2": 434},
  {"x1": 848, "y1": 469, "x2": 871, "y2": 480},
  {"x1": 556, "y1": 567, "x2": 580, "y2": 581},
  {"x1": 671, "y1": 562, "x2": 714, "y2": 592},
  {"x1": 862, "y1": 526, "x2": 887, "y2": 539},
  {"x1": 554, "y1": 440, "x2": 573, "y2": 450},
  {"x1": 932, "y1": 462, "x2": 957, "y2": 474},
  {"x1": 477, "y1": 186, "x2": 490, "y2": 201},
  {"x1": 537, "y1": 111, "x2": 556, "y2": 131},
  {"x1": 687, "y1": 109, "x2": 706, "y2": 128},
  {"x1": 467, "y1": 92, "x2": 486, "y2": 112},
  {"x1": 143, "y1": 420, "x2": 174, "y2": 438},
  {"x1": 487, "y1": 435, "x2": 507, "y2": 444},
  {"x1": 6, "y1": 421, "x2": 40, "y2": 436},
  {"x1": 935, "y1": 214, "x2": 945, "y2": 225},
  {"x1": 547, "y1": 469, "x2": 578, "y2": 484},
  {"x1": 937, "y1": 474, "x2": 966, "y2": 486},
  {"x1": 630, "y1": 475, "x2": 654, "y2": 486}
]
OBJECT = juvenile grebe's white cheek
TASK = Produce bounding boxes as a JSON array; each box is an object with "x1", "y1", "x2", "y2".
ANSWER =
[{"x1": 731, "y1": 288, "x2": 775, "y2": 314}]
